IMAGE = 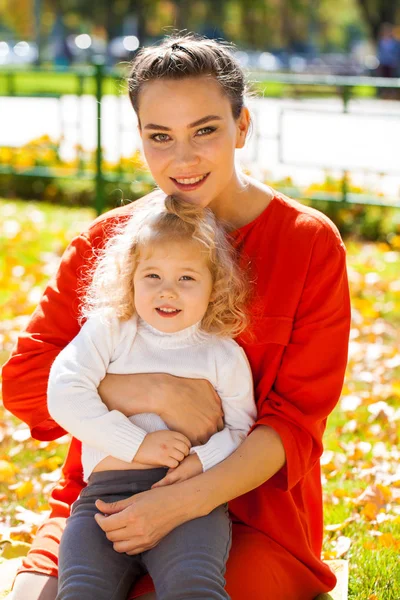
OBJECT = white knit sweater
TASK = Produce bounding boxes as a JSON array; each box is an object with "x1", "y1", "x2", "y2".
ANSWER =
[{"x1": 47, "y1": 315, "x2": 256, "y2": 481}]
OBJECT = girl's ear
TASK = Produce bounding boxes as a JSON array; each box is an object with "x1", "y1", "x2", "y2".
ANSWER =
[{"x1": 235, "y1": 107, "x2": 251, "y2": 149}]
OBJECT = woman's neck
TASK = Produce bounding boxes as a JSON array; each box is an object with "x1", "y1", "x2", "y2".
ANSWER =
[{"x1": 209, "y1": 173, "x2": 275, "y2": 230}]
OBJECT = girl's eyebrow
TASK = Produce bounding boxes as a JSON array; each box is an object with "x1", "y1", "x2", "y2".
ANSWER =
[{"x1": 143, "y1": 115, "x2": 223, "y2": 131}]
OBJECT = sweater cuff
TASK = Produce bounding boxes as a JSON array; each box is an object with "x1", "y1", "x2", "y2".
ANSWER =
[
  {"x1": 108, "y1": 418, "x2": 147, "y2": 463},
  {"x1": 191, "y1": 445, "x2": 222, "y2": 472}
]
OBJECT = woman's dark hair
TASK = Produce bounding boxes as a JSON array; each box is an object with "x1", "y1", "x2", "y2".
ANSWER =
[{"x1": 127, "y1": 33, "x2": 248, "y2": 120}]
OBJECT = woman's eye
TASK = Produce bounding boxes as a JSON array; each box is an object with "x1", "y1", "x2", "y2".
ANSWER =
[
  {"x1": 196, "y1": 126, "x2": 216, "y2": 137},
  {"x1": 146, "y1": 274, "x2": 160, "y2": 279},
  {"x1": 180, "y1": 275, "x2": 195, "y2": 281},
  {"x1": 150, "y1": 133, "x2": 171, "y2": 143}
]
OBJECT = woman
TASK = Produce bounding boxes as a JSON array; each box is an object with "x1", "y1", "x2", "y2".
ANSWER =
[{"x1": 2, "y1": 33, "x2": 351, "y2": 600}]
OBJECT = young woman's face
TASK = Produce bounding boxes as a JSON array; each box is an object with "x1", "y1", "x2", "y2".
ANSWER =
[
  {"x1": 133, "y1": 239, "x2": 214, "y2": 333},
  {"x1": 137, "y1": 76, "x2": 249, "y2": 210}
]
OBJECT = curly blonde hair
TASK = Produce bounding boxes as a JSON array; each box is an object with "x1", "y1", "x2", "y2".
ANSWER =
[{"x1": 81, "y1": 195, "x2": 250, "y2": 338}]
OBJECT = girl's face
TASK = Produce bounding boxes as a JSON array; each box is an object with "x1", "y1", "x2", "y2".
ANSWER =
[
  {"x1": 133, "y1": 238, "x2": 214, "y2": 333},
  {"x1": 137, "y1": 76, "x2": 250, "y2": 212}
]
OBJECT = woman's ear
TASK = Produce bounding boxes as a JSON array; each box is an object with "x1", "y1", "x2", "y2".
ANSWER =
[{"x1": 235, "y1": 107, "x2": 251, "y2": 149}]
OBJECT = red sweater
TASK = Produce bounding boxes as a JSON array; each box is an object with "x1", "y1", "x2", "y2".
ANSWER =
[{"x1": 2, "y1": 192, "x2": 351, "y2": 591}]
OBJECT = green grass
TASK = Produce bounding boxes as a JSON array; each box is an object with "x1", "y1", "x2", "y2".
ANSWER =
[
  {"x1": 0, "y1": 69, "x2": 377, "y2": 100},
  {"x1": 251, "y1": 80, "x2": 376, "y2": 99},
  {"x1": 0, "y1": 70, "x2": 127, "y2": 97}
]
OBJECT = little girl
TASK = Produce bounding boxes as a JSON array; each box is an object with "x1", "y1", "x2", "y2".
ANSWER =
[{"x1": 47, "y1": 194, "x2": 257, "y2": 600}]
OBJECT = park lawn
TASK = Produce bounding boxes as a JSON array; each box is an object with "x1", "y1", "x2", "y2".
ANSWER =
[
  {"x1": 0, "y1": 199, "x2": 399, "y2": 599},
  {"x1": 0, "y1": 69, "x2": 127, "y2": 97},
  {"x1": 0, "y1": 69, "x2": 377, "y2": 100}
]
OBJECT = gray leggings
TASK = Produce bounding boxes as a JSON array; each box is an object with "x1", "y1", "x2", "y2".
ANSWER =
[{"x1": 57, "y1": 469, "x2": 232, "y2": 600}]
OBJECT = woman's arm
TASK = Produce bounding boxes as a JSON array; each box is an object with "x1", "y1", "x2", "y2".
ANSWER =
[
  {"x1": 95, "y1": 425, "x2": 285, "y2": 554},
  {"x1": 99, "y1": 373, "x2": 224, "y2": 446}
]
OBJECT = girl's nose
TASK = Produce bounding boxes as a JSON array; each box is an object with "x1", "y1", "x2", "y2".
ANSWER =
[{"x1": 159, "y1": 286, "x2": 177, "y2": 299}]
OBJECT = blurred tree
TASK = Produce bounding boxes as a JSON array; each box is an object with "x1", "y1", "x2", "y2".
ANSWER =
[{"x1": 356, "y1": 0, "x2": 400, "y2": 41}]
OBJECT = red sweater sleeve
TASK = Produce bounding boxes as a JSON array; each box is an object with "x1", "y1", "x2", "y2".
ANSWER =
[
  {"x1": 255, "y1": 226, "x2": 350, "y2": 491},
  {"x1": 2, "y1": 232, "x2": 95, "y2": 440}
]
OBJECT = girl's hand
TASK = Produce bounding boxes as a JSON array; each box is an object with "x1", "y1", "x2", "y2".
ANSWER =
[
  {"x1": 134, "y1": 430, "x2": 191, "y2": 468},
  {"x1": 151, "y1": 453, "x2": 203, "y2": 488}
]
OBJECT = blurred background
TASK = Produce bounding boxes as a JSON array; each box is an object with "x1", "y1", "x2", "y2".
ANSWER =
[
  {"x1": 0, "y1": 0, "x2": 400, "y2": 217},
  {"x1": 1, "y1": 4, "x2": 400, "y2": 599},
  {"x1": 0, "y1": 0, "x2": 399, "y2": 74}
]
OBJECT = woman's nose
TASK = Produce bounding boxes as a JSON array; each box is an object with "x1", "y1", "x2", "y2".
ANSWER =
[{"x1": 174, "y1": 142, "x2": 200, "y2": 168}]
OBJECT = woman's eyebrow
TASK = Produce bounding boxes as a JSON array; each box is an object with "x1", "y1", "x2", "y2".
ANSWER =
[{"x1": 143, "y1": 115, "x2": 223, "y2": 131}]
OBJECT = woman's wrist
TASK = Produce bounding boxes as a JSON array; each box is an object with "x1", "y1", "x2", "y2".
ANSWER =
[{"x1": 98, "y1": 373, "x2": 167, "y2": 415}]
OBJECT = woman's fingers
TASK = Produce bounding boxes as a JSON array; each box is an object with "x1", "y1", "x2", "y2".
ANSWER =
[
  {"x1": 151, "y1": 470, "x2": 177, "y2": 488},
  {"x1": 102, "y1": 525, "x2": 129, "y2": 543},
  {"x1": 95, "y1": 508, "x2": 131, "y2": 532},
  {"x1": 95, "y1": 496, "x2": 132, "y2": 515}
]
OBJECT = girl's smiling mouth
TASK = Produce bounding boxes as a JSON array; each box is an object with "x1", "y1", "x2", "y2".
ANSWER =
[
  {"x1": 156, "y1": 307, "x2": 182, "y2": 318},
  {"x1": 170, "y1": 173, "x2": 210, "y2": 191}
]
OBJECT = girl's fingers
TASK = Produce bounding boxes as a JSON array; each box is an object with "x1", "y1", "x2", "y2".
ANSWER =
[
  {"x1": 170, "y1": 448, "x2": 185, "y2": 462},
  {"x1": 165, "y1": 457, "x2": 180, "y2": 469},
  {"x1": 173, "y1": 432, "x2": 191, "y2": 448},
  {"x1": 174, "y1": 440, "x2": 190, "y2": 456}
]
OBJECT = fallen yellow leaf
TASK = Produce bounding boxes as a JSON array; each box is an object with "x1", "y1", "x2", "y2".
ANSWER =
[
  {"x1": 0, "y1": 460, "x2": 18, "y2": 483},
  {"x1": 13, "y1": 481, "x2": 34, "y2": 499},
  {"x1": 361, "y1": 502, "x2": 379, "y2": 521}
]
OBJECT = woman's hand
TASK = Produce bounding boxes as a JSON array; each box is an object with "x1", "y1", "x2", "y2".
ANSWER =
[
  {"x1": 151, "y1": 453, "x2": 203, "y2": 488},
  {"x1": 99, "y1": 373, "x2": 224, "y2": 445},
  {"x1": 94, "y1": 484, "x2": 192, "y2": 555},
  {"x1": 134, "y1": 430, "x2": 191, "y2": 468},
  {"x1": 94, "y1": 427, "x2": 286, "y2": 555}
]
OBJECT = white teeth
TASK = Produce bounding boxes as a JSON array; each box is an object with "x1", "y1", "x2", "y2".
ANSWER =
[
  {"x1": 175, "y1": 174, "x2": 207, "y2": 185},
  {"x1": 158, "y1": 307, "x2": 179, "y2": 313}
]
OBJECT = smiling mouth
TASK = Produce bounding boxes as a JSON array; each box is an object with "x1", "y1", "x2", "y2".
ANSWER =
[
  {"x1": 170, "y1": 173, "x2": 210, "y2": 190},
  {"x1": 156, "y1": 307, "x2": 182, "y2": 318}
]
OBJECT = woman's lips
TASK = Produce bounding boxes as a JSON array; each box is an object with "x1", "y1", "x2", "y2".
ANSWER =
[{"x1": 170, "y1": 173, "x2": 210, "y2": 192}]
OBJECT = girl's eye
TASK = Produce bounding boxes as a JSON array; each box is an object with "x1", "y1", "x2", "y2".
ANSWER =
[
  {"x1": 146, "y1": 274, "x2": 160, "y2": 279},
  {"x1": 196, "y1": 126, "x2": 216, "y2": 137},
  {"x1": 150, "y1": 133, "x2": 171, "y2": 143},
  {"x1": 180, "y1": 275, "x2": 195, "y2": 281}
]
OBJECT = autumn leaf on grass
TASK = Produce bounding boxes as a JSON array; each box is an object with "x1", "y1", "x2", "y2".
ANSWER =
[
  {"x1": 9, "y1": 481, "x2": 34, "y2": 499},
  {"x1": 0, "y1": 460, "x2": 19, "y2": 483},
  {"x1": 322, "y1": 536, "x2": 351, "y2": 560},
  {"x1": 355, "y1": 484, "x2": 391, "y2": 510},
  {"x1": 325, "y1": 516, "x2": 357, "y2": 532},
  {"x1": 0, "y1": 540, "x2": 31, "y2": 559},
  {"x1": 378, "y1": 533, "x2": 400, "y2": 549}
]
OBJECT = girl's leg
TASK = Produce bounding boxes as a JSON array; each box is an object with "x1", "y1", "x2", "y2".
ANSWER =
[
  {"x1": 142, "y1": 504, "x2": 231, "y2": 600},
  {"x1": 57, "y1": 493, "x2": 143, "y2": 600}
]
